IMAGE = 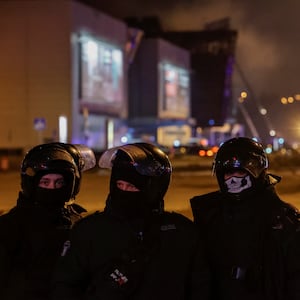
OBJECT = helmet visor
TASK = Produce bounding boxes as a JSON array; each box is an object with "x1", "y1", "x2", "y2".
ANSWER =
[
  {"x1": 72, "y1": 144, "x2": 96, "y2": 172},
  {"x1": 99, "y1": 145, "x2": 171, "y2": 177},
  {"x1": 213, "y1": 153, "x2": 268, "y2": 178}
]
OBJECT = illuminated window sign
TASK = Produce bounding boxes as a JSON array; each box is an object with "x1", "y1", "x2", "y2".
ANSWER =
[
  {"x1": 79, "y1": 36, "x2": 124, "y2": 115},
  {"x1": 159, "y1": 63, "x2": 190, "y2": 119}
]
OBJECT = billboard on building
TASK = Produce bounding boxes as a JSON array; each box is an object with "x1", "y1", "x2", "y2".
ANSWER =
[
  {"x1": 158, "y1": 63, "x2": 190, "y2": 119},
  {"x1": 79, "y1": 35, "x2": 125, "y2": 116}
]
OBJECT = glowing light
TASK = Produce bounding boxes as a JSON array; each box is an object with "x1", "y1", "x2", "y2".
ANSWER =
[
  {"x1": 85, "y1": 40, "x2": 98, "y2": 64},
  {"x1": 199, "y1": 150, "x2": 206, "y2": 157},
  {"x1": 107, "y1": 119, "x2": 114, "y2": 148},
  {"x1": 179, "y1": 147, "x2": 186, "y2": 154},
  {"x1": 211, "y1": 146, "x2": 219, "y2": 153},
  {"x1": 206, "y1": 150, "x2": 214, "y2": 157},
  {"x1": 59, "y1": 116, "x2": 67, "y2": 143},
  {"x1": 173, "y1": 140, "x2": 180, "y2": 147},
  {"x1": 240, "y1": 91, "x2": 247, "y2": 98},
  {"x1": 260, "y1": 108, "x2": 267, "y2": 115},
  {"x1": 269, "y1": 130, "x2": 276, "y2": 137},
  {"x1": 121, "y1": 136, "x2": 128, "y2": 143},
  {"x1": 208, "y1": 119, "x2": 215, "y2": 126},
  {"x1": 295, "y1": 94, "x2": 300, "y2": 101},
  {"x1": 265, "y1": 147, "x2": 272, "y2": 154},
  {"x1": 199, "y1": 138, "x2": 208, "y2": 147},
  {"x1": 281, "y1": 97, "x2": 288, "y2": 104}
]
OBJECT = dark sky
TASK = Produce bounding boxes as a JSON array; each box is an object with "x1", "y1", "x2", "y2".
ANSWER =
[{"x1": 79, "y1": 0, "x2": 300, "y2": 145}]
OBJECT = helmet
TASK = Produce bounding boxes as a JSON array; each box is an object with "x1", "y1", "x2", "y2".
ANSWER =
[
  {"x1": 21, "y1": 142, "x2": 96, "y2": 199},
  {"x1": 212, "y1": 137, "x2": 268, "y2": 193},
  {"x1": 99, "y1": 142, "x2": 172, "y2": 212}
]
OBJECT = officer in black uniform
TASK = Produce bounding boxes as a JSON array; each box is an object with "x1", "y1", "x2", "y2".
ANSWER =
[
  {"x1": 0, "y1": 142, "x2": 96, "y2": 300},
  {"x1": 53, "y1": 142, "x2": 211, "y2": 300},
  {"x1": 190, "y1": 137, "x2": 300, "y2": 300}
]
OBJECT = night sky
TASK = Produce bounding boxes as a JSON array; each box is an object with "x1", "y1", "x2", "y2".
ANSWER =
[{"x1": 79, "y1": 0, "x2": 300, "y2": 146}]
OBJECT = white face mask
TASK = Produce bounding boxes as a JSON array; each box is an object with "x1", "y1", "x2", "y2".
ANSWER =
[{"x1": 225, "y1": 175, "x2": 252, "y2": 194}]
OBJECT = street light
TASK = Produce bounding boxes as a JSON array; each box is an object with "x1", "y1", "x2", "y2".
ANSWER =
[
  {"x1": 280, "y1": 95, "x2": 300, "y2": 104},
  {"x1": 238, "y1": 91, "x2": 247, "y2": 103},
  {"x1": 237, "y1": 91, "x2": 260, "y2": 140},
  {"x1": 260, "y1": 108, "x2": 267, "y2": 115}
]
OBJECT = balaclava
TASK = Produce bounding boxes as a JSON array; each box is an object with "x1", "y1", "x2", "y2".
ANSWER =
[
  {"x1": 107, "y1": 153, "x2": 151, "y2": 219},
  {"x1": 31, "y1": 170, "x2": 74, "y2": 210},
  {"x1": 221, "y1": 168, "x2": 268, "y2": 202}
]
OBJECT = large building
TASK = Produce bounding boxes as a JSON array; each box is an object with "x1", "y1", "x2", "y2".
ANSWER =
[
  {"x1": 125, "y1": 17, "x2": 240, "y2": 146},
  {"x1": 163, "y1": 28, "x2": 237, "y2": 127},
  {"x1": 127, "y1": 37, "x2": 192, "y2": 146}
]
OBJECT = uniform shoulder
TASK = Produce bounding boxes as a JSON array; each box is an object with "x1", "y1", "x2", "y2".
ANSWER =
[
  {"x1": 72, "y1": 210, "x2": 105, "y2": 229},
  {"x1": 190, "y1": 190, "x2": 221, "y2": 209},
  {"x1": 68, "y1": 203, "x2": 87, "y2": 214},
  {"x1": 0, "y1": 208, "x2": 20, "y2": 234},
  {"x1": 162, "y1": 211, "x2": 194, "y2": 226},
  {"x1": 280, "y1": 201, "x2": 300, "y2": 226},
  {"x1": 0, "y1": 207, "x2": 18, "y2": 222},
  {"x1": 190, "y1": 191, "x2": 222, "y2": 225}
]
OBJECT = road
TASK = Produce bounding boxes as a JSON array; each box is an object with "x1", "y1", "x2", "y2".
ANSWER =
[{"x1": 1, "y1": 156, "x2": 300, "y2": 220}]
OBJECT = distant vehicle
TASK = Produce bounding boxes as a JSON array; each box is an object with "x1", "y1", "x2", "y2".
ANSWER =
[{"x1": 174, "y1": 143, "x2": 219, "y2": 157}]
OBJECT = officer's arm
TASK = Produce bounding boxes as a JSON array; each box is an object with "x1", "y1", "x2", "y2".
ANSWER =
[
  {"x1": 187, "y1": 231, "x2": 211, "y2": 300},
  {"x1": 285, "y1": 226, "x2": 300, "y2": 299},
  {"x1": 0, "y1": 214, "x2": 18, "y2": 296}
]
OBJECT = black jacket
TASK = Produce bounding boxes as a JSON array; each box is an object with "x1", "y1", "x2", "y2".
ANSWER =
[
  {"x1": 52, "y1": 210, "x2": 211, "y2": 300},
  {"x1": 0, "y1": 192, "x2": 85, "y2": 300},
  {"x1": 190, "y1": 184, "x2": 300, "y2": 300}
]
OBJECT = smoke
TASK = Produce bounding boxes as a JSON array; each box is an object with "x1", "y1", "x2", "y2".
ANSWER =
[
  {"x1": 84, "y1": 0, "x2": 300, "y2": 95},
  {"x1": 151, "y1": 0, "x2": 300, "y2": 143}
]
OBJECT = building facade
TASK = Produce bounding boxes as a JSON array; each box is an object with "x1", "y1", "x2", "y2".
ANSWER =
[{"x1": 127, "y1": 37, "x2": 192, "y2": 147}]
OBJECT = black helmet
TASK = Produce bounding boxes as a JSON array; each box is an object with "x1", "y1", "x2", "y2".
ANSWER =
[
  {"x1": 213, "y1": 137, "x2": 268, "y2": 193},
  {"x1": 99, "y1": 142, "x2": 172, "y2": 212},
  {"x1": 21, "y1": 142, "x2": 96, "y2": 199}
]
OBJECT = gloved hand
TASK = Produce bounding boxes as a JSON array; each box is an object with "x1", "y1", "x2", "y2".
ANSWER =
[
  {"x1": 103, "y1": 249, "x2": 147, "y2": 296},
  {"x1": 84, "y1": 245, "x2": 149, "y2": 299}
]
